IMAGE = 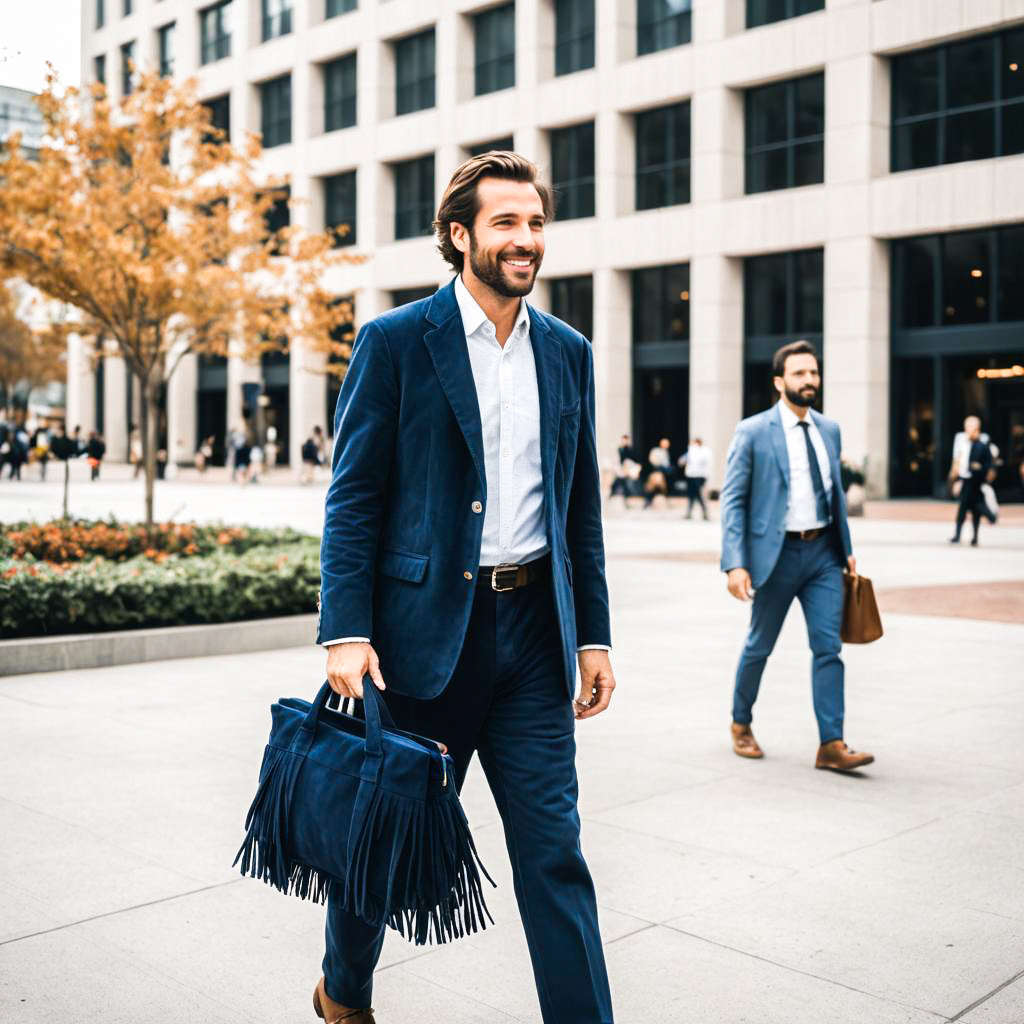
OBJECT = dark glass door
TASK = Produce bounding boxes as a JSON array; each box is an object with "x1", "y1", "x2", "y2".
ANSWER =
[{"x1": 633, "y1": 367, "x2": 688, "y2": 460}]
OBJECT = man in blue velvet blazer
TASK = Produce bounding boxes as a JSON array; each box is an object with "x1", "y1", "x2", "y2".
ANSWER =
[
  {"x1": 312, "y1": 152, "x2": 617, "y2": 1024},
  {"x1": 720, "y1": 341, "x2": 874, "y2": 773}
]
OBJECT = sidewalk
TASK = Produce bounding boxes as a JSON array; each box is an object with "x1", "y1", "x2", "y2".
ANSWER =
[{"x1": 1, "y1": 509, "x2": 1023, "y2": 1022}]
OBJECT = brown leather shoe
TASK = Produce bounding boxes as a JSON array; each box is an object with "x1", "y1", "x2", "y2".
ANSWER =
[
  {"x1": 731, "y1": 722, "x2": 764, "y2": 759},
  {"x1": 314, "y1": 977, "x2": 376, "y2": 1023},
  {"x1": 815, "y1": 740, "x2": 874, "y2": 772}
]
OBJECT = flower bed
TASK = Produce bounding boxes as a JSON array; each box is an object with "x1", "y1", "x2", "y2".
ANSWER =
[{"x1": 0, "y1": 519, "x2": 320, "y2": 639}]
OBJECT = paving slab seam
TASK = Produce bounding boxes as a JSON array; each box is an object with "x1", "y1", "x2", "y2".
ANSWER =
[
  {"x1": 602, "y1": 921, "x2": 658, "y2": 945},
  {"x1": 946, "y1": 965, "x2": 1024, "y2": 1022},
  {"x1": 0, "y1": 878, "x2": 243, "y2": 948},
  {"x1": 662, "y1": 923, "x2": 949, "y2": 1021}
]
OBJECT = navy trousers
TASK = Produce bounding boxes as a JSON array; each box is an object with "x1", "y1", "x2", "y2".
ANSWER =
[
  {"x1": 323, "y1": 576, "x2": 614, "y2": 1024},
  {"x1": 732, "y1": 532, "x2": 845, "y2": 743}
]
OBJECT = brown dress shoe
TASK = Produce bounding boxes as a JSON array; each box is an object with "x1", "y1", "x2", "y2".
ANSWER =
[
  {"x1": 731, "y1": 722, "x2": 764, "y2": 759},
  {"x1": 314, "y1": 977, "x2": 376, "y2": 1024},
  {"x1": 815, "y1": 740, "x2": 874, "y2": 772}
]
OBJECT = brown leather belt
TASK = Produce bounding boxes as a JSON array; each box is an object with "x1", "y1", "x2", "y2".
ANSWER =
[
  {"x1": 785, "y1": 527, "x2": 828, "y2": 541},
  {"x1": 478, "y1": 555, "x2": 551, "y2": 591}
]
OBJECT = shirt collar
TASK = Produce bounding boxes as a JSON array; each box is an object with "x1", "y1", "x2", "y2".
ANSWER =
[
  {"x1": 777, "y1": 400, "x2": 813, "y2": 431},
  {"x1": 454, "y1": 273, "x2": 530, "y2": 340}
]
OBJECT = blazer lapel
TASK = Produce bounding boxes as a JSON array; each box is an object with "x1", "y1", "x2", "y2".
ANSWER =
[
  {"x1": 423, "y1": 284, "x2": 486, "y2": 492},
  {"x1": 768, "y1": 408, "x2": 790, "y2": 487},
  {"x1": 528, "y1": 308, "x2": 562, "y2": 499}
]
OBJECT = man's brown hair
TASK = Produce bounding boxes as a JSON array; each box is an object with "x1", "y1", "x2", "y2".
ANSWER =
[
  {"x1": 772, "y1": 339, "x2": 820, "y2": 378},
  {"x1": 434, "y1": 151, "x2": 554, "y2": 273}
]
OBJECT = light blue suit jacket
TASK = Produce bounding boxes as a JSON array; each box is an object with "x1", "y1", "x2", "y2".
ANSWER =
[{"x1": 720, "y1": 405, "x2": 854, "y2": 589}]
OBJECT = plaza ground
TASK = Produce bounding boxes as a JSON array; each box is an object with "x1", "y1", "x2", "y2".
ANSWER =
[{"x1": 1, "y1": 470, "x2": 1022, "y2": 1022}]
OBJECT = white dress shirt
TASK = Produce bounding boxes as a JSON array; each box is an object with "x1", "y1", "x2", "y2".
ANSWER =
[
  {"x1": 684, "y1": 444, "x2": 713, "y2": 479},
  {"x1": 777, "y1": 401, "x2": 833, "y2": 532},
  {"x1": 325, "y1": 275, "x2": 609, "y2": 653}
]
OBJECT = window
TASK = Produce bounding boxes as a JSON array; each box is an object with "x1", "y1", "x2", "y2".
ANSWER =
[
  {"x1": 743, "y1": 248, "x2": 822, "y2": 415},
  {"x1": 395, "y1": 28, "x2": 436, "y2": 116},
  {"x1": 262, "y1": 0, "x2": 292, "y2": 42},
  {"x1": 555, "y1": 0, "x2": 595, "y2": 77},
  {"x1": 393, "y1": 155, "x2": 435, "y2": 240},
  {"x1": 324, "y1": 171, "x2": 357, "y2": 247},
  {"x1": 892, "y1": 224, "x2": 1024, "y2": 329},
  {"x1": 120, "y1": 41, "x2": 135, "y2": 97},
  {"x1": 475, "y1": 4, "x2": 516, "y2": 96},
  {"x1": 96, "y1": 0, "x2": 105, "y2": 29},
  {"x1": 202, "y1": 93, "x2": 231, "y2": 144},
  {"x1": 637, "y1": 0, "x2": 692, "y2": 57},
  {"x1": 746, "y1": 0, "x2": 823, "y2": 29},
  {"x1": 323, "y1": 53, "x2": 357, "y2": 132},
  {"x1": 549, "y1": 275, "x2": 594, "y2": 340},
  {"x1": 94, "y1": 55, "x2": 107, "y2": 86},
  {"x1": 158, "y1": 23, "x2": 176, "y2": 78},
  {"x1": 891, "y1": 28, "x2": 1024, "y2": 172},
  {"x1": 550, "y1": 121, "x2": 595, "y2": 220},
  {"x1": 260, "y1": 75, "x2": 292, "y2": 148},
  {"x1": 745, "y1": 72, "x2": 824, "y2": 194},
  {"x1": 200, "y1": 1, "x2": 232, "y2": 65},
  {"x1": 326, "y1": 0, "x2": 356, "y2": 17},
  {"x1": 636, "y1": 100, "x2": 690, "y2": 210},
  {"x1": 391, "y1": 286, "x2": 437, "y2": 306},
  {"x1": 467, "y1": 135, "x2": 515, "y2": 156},
  {"x1": 123, "y1": 0, "x2": 132, "y2": 15},
  {"x1": 262, "y1": 186, "x2": 290, "y2": 255},
  {"x1": 633, "y1": 264, "x2": 689, "y2": 344}
]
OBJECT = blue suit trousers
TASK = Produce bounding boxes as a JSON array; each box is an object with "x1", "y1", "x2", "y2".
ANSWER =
[
  {"x1": 324, "y1": 578, "x2": 613, "y2": 1024},
  {"x1": 732, "y1": 533, "x2": 845, "y2": 743}
]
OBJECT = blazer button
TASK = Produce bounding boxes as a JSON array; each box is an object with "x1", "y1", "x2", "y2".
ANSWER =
[
  {"x1": 464, "y1": 571, "x2": 473, "y2": 581},
  {"x1": 472, "y1": 501, "x2": 483, "y2": 514}
]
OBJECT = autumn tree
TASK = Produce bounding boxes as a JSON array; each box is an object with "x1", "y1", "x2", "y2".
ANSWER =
[
  {"x1": 0, "y1": 69, "x2": 357, "y2": 525},
  {"x1": 0, "y1": 282, "x2": 66, "y2": 415}
]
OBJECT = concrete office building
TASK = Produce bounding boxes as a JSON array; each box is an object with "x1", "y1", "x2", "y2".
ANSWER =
[{"x1": 75, "y1": 0, "x2": 1024, "y2": 496}]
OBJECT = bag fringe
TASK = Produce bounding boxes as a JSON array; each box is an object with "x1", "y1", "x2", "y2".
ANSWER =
[{"x1": 233, "y1": 746, "x2": 495, "y2": 945}]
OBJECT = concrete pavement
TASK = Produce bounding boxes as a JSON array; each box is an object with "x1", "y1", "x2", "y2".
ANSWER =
[{"x1": 1, "y1": 479, "x2": 1023, "y2": 1022}]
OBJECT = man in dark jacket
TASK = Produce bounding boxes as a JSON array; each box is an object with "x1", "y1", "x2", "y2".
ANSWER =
[{"x1": 950, "y1": 416, "x2": 994, "y2": 546}]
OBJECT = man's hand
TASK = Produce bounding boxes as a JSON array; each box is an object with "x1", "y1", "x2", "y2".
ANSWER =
[
  {"x1": 574, "y1": 649, "x2": 616, "y2": 720},
  {"x1": 847, "y1": 555, "x2": 857, "y2": 576},
  {"x1": 326, "y1": 642, "x2": 385, "y2": 698},
  {"x1": 727, "y1": 567, "x2": 754, "y2": 602}
]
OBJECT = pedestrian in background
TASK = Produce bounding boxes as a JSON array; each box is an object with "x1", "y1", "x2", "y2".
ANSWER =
[
  {"x1": 720, "y1": 340, "x2": 874, "y2": 773},
  {"x1": 85, "y1": 431, "x2": 106, "y2": 481},
  {"x1": 644, "y1": 436, "x2": 672, "y2": 507},
  {"x1": 195, "y1": 435, "x2": 214, "y2": 473},
  {"x1": 129, "y1": 425, "x2": 143, "y2": 478},
  {"x1": 949, "y1": 416, "x2": 994, "y2": 546},
  {"x1": 682, "y1": 436, "x2": 713, "y2": 520},
  {"x1": 300, "y1": 426, "x2": 325, "y2": 484}
]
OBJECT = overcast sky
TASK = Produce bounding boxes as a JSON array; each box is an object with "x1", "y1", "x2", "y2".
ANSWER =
[{"x1": 1, "y1": 0, "x2": 82, "y2": 94}]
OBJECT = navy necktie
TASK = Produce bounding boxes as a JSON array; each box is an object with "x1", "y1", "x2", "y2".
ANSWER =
[{"x1": 798, "y1": 420, "x2": 830, "y2": 524}]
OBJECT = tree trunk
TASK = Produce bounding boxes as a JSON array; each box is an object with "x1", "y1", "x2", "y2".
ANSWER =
[
  {"x1": 62, "y1": 458, "x2": 70, "y2": 520},
  {"x1": 142, "y1": 376, "x2": 160, "y2": 529}
]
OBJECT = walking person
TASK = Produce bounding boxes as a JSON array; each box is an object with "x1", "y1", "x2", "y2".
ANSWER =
[
  {"x1": 643, "y1": 437, "x2": 672, "y2": 507},
  {"x1": 720, "y1": 341, "x2": 874, "y2": 772},
  {"x1": 300, "y1": 426, "x2": 325, "y2": 485},
  {"x1": 315, "y1": 152, "x2": 617, "y2": 1024},
  {"x1": 949, "y1": 416, "x2": 994, "y2": 546},
  {"x1": 682, "y1": 437, "x2": 713, "y2": 520},
  {"x1": 85, "y1": 431, "x2": 105, "y2": 481}
]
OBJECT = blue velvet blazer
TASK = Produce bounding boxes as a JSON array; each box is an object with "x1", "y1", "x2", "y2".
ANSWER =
[
  {"x1": 317, "y1": 279, "x2": 611, "y2": 700},
  {"x1": 719, "y1": 406, "x2": 854, "y2": 589}
]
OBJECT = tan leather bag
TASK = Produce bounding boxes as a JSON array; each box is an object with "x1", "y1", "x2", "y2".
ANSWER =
[{"x1": 841, "y1": 573, "x2": 883, "y2": 644}]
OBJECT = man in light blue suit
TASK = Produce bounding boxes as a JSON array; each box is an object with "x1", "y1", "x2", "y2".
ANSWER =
[{"x1": 720, "y1": 341, "x2": 874, "y2": 772}]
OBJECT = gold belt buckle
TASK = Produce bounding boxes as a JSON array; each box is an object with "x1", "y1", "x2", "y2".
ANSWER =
[{"x1": 491, "y1": 564, "x2": 519, "y2": 592}]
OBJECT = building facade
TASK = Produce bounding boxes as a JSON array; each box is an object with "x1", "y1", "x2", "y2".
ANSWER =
[{"x1": 75, "y1": 0, "x2": 1024, "y2": 496}]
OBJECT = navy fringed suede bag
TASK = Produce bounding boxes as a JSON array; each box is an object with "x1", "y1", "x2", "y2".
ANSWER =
[{"x1": 234, "y1": 681, "x2": 493, "y2": 945}]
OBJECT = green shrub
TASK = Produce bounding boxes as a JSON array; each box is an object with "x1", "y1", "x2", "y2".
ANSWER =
[{"x1": 0, "y1": 541, "x2": 321, "y2": 639}]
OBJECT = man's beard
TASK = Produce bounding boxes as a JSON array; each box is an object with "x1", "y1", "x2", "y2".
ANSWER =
[
  {"x1": 468, "y1": 232, "x2": 541, "y2": 298},
  {"x1": 784, "y1": 384, "x2": 818, "y2": 408}
]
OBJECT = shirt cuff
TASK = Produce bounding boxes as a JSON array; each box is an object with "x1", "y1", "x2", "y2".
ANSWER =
[
  {"x1": 577, "y1": 644, "x2": 611, "y2": 653},
  {"x1": 322, "y1": 636, "x2": 370, "y2": 647}
]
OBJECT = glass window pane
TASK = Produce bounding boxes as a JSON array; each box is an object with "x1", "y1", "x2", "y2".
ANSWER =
[
  {"x1": 745, "y1": 253, "x2": 788, "y2": 336},
  {"x1": 1003, "y1": 29, "x2": 1024, "y2": 100},
  {"x1": 1002, "y1": 101, "x2": 1024, "y2": 155},
  {"x1": 793, "y1": 140, "x2": 824, "y2": 186},
  {"x1": 946, "y1": 36, "x2": 995, "y2": 108},
  {"x1": 747, "y1": 0, "x2": 789, "y2": 28},
  {"x1": 746, "y1": 148, "x2": 788, "y2": 194},
  {"x1": 794, "y1": 249, "x2": 823, "y2": 333},
  {"x1": 893, "y1": 49, "x2": 940, "y2": 119},
  {"x1": 892, "y1": 120, "x2": 939, "y2": 172},
  {"x1": 943, "y1": 108, "x2": 995, "y2": 164},
  {"x1": 794, "y1": 74, "x2": 824, "y2": 138},
  {"x1": 747, "y1": 81, "x2": 789, "y2": 146},
  {"x1": 941, "y1": 231, "x2": 991, "y2": 325},
  {"x1": 997, "y1": 225, "x2": 1024, "y2": 321},
  {"x1": 893, "y1": 237, "x2": 938, "y2": 329}
]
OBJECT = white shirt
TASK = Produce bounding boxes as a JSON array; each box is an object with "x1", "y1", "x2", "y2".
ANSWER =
[
  {"x1": 778, "y1": 401, "x2": 833, "y2": 532},
  {"x1": 684, "y1": 444, "x2": 713, "y2": 479},
  {"x1": 455, "y1": 274, "x2": 548, "y2": 566},
  {"x1": 325, "y1": 276, "x2": 608, "y2": 652}
]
